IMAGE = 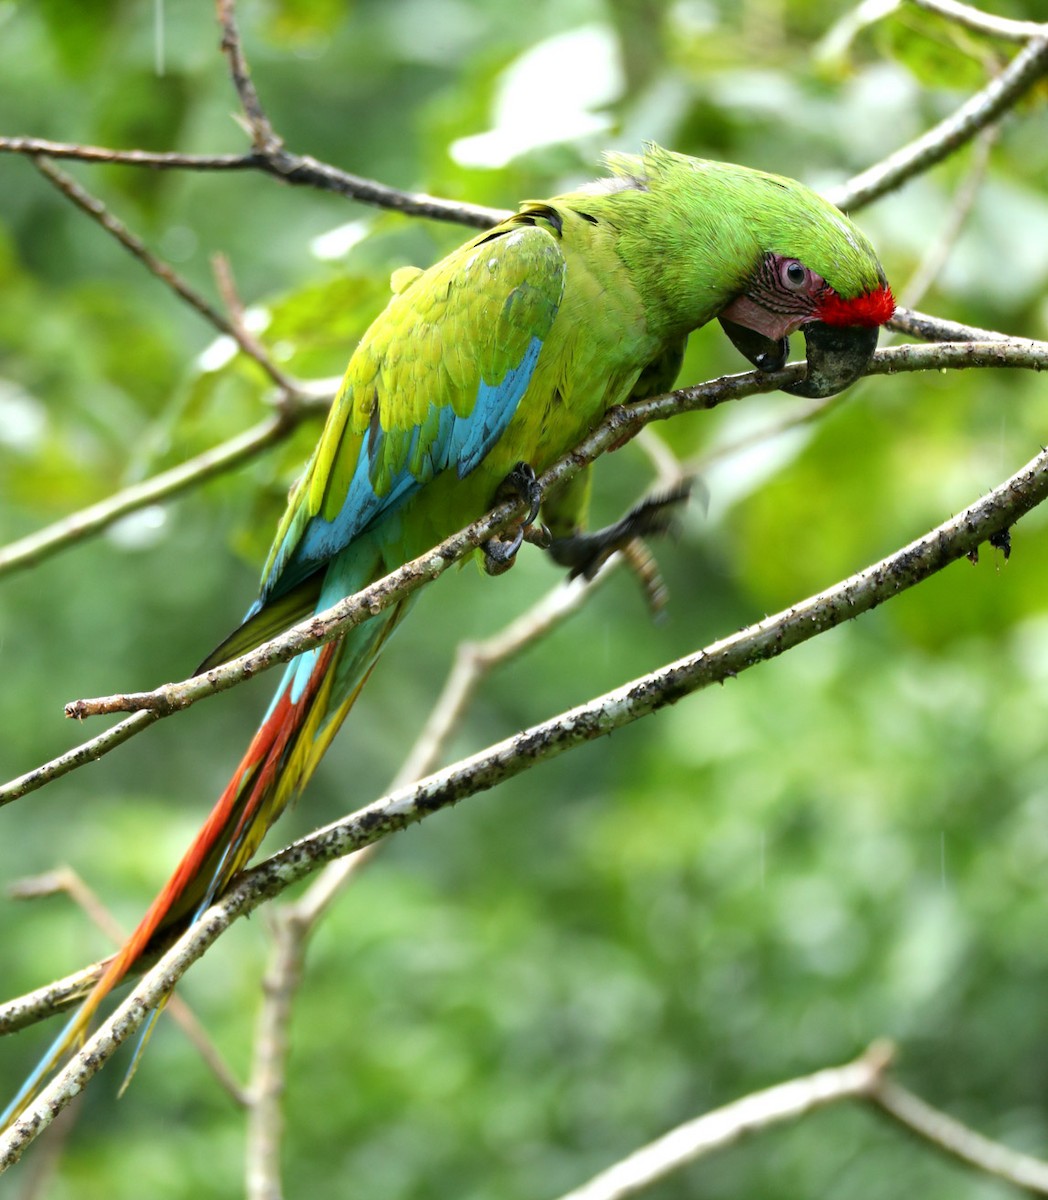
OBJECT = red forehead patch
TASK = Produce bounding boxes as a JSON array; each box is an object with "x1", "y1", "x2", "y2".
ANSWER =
[{"x1": 817, "y1": 283, "x2": 896, "y2": 328}]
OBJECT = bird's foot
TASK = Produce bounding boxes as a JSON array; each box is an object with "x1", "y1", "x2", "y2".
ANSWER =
[
  {"x1": 483, "y1": 462, "x2": 547, "y2": 575},
  {"x1": 547, "y1": 480, "x2": 692, "y2": 614}
]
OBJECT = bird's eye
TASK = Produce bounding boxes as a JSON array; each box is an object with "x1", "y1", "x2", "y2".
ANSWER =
[{"x1": 782, "y1": 261, "x2": 807, "y2": 289}]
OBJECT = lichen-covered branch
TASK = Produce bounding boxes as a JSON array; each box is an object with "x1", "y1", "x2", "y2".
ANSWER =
[
  {"x1": 4, "y1": 431, "x2": 1048, "y2": 1163},
  {"x1": 52, "y1": 337, "x2": 1048, "y2": 719},
  {"x1": 1, "y1": 335, "x2": 1042, "y2": 813}
]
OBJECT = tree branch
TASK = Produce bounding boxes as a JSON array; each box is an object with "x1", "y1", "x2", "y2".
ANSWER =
[
  {"x1": 215, "y1": 0, "x2": 281, "y2": 155},
  {"x1": 0, "y1": 712, "x2": 159, "y2": 811},
  {"x1": 0, "y1": 137, "x2": 505, "y2": 228},
  {"x1": 53, "y1": 339, "x2": 1048, "y2": 722},
  {"x1": 828, "y1": 35, "x2": 1048, "y2": 212},
  {"x1": 871, "y1": 1076, "x2": 1048, "y2": 1191},
  {"x1": 555, "y1": 1044, "x2": 898, "y2": 1200},
  {"x1": 0, "y1": 414, "x2": 300, "y2": 579},
  {"x1": 909, "y1": 0, "x2": 1048, "y2": 43},
  {"x1": 32, "y1": 157, "x2": 298, "y2": 394},
  {"x1": 554, "y1": 1039, "x2": 1048, "y2": 1200},
  {"x1": 0, "y1": 337, "x2": 1041, "y2": 812},
  {"x1": 4, "y1": 431, "x2": 1048, "y2": 1160}
]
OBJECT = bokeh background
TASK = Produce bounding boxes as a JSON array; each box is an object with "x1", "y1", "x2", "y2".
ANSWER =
[{"x1": 2, "y1": 1, "x2": 1048, "y2": 1196}]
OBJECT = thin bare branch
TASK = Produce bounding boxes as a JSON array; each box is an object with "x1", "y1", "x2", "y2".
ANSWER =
[
  {"x1": 0, "y1": 712, "x2": 159, "y2": 809},
  {"x1": 244, "y1": 913, "x2": 303, "y2": 1200},
  {"x1": 871, "y1": 1076, "x2": 1048, "y2": 1191},
  {"x1": 0, "y1": 967, "x2": 101, "y2": 1037},
  {"x1": 909, "y1": 0, "x2": 1048, "y2": 42},
  {"x1": 0, "y1": 138, "x2": 505, "y2": 229},
  {"x1": 210, "y1": 254, "x2": 302, "y2": 403},
  {"x1": 57, "y1": 367, "x2": 801, "y2": 723},
  {"x1": 4, "y1": 434, "x2": 1048, "y2": 1158},
  {"x1": 0, "y1": 338, "x2": 1040, "y2": 814},
  {"x1": 830, "y1": 35, "x2": 1048, "y2": 212},
  {"x1": 0, "y1": 414, "x2": 295, "y2": 580},
  {"x1": 32, "y1": 158, "x2": 296, "y2": 393},
  {"x1": 3, "y1": 5, "x2": 1043, "y2": 247},
  {"x1": 0, "y1": 308, "x2": 1004, "y2": 589},
  {"x1": 8, "y1": 869, "x2": 247, "y2": 1105},
  {"x1": 555, "y1": 1038, "x2": 1048, "y2": 1200},
  {"x1": 556, "y1": 1043, "x2": 897, "y2": 1200},
  {"x1": 215, "y1": 0, "x2": 281, "y2": 154}
]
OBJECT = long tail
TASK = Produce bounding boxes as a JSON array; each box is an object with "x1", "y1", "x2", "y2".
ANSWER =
[{"x1": 2, "y1": 583, "x2": 407, "y2": 1129}]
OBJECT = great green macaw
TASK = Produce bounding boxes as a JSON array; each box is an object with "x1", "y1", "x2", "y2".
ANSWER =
[{"x1": 3, "y1": 145, "x2": 893, "y2": 1124}]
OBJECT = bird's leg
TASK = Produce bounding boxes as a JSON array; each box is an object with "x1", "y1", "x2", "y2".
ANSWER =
[
  {"x1": 483, "y1": 462, "x2": 547, "y2": 575},
  {"x1": 547, "y1": 481, "x2": 692, "y2": 613}
]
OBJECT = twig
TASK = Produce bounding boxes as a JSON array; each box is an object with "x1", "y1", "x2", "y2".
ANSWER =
[
  {"x1": 909, "y1": 0, "x2": 1048, "y2": 43},
  {"x1": 555, "y1": 1043, "x2": 897, "y2": 1200},
  {"x1": 31, "y1": 157, "x2": 296, "y2": 394},
  {"x1": 244, "y1": 912, "x2": 303, "y2": 1200},
  {"x1": 2, "y1": 9, "x2": 1042, "y2": 243},
  {"x1": 829, "y1": 35, "x2": 1048, "y2": 212},
  {"x1": 871, "y1": 1076, "x2": 1048, "y2": 1191},
  {"x1": 0, "y1": 414, "x2": 297, "y2": 579},
  {"x1": 210, "y1": 253, "x2": 303, "y2": 407},
  {"x1": 0, "y1": 308, "x2": 1012, "y2": 587},
  {"x1": 215, "y1": 0, "x2": 281, "y2": 154},
  {"x1": 0, "y1": 317, "x2": 1022, "y2": 593},
  {"x1": 0, "y1": 966, "x2": 101, "y2": 1036},
  {"x1": 0, "y1": 711, "x2": 159, "y2": 810},
  {"x1": 554, "y1": 1039, "x2": 1048, "y2": 1200},
  {"x1": 56, "y1": 365, "x2": 805, "y2": 723},
  {"x1": 8, "y1": 869, "x2": 247, "y2": 1106},
  {"x1": 0, "y1": 138, "x2": 505, "y2": 229},
  {"x1": 4, "y1": 434, "x2": 1048, "y2": 1161}
]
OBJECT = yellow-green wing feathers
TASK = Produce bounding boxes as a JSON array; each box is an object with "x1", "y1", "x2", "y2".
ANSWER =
[{"x1": 259, "y1": 223, "x2": 566, "y2": 608}]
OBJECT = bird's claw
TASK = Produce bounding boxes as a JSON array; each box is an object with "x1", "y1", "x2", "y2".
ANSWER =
[
  {"x1": 547, "y1": 480, "x2": 693, "y2": 614},
  {"x1": 483, "y1": 462, "x2": 544, "y2": 575}
]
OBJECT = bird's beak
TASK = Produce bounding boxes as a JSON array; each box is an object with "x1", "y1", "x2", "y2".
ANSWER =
[
  {"x1": 717, "y1": 316, "x2": 879, "y2": 399},
  {"x1": 718, "y1": 317, "x2": 789, "y2": 373},
  {"x1": 784, "y1": 321, "x2": 880, "y2": 398}
]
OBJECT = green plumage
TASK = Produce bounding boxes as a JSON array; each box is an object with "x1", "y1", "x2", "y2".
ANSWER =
[{"x1": 4, "y1": 146, "x2": 893, "y2": 1129}]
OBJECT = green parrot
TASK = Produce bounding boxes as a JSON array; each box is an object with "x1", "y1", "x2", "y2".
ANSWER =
[{"x1": 3, "y1": 145, "x2": 893, "y2": 1124}]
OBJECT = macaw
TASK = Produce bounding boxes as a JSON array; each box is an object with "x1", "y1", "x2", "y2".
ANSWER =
[{"x1": 3, "y1": 145, "x2": 893, "y2": 1125}]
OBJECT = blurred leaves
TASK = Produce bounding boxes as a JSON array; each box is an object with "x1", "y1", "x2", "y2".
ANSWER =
[{"x1": 2, "y1": 0, "x2": 1048, "y2": 1197}]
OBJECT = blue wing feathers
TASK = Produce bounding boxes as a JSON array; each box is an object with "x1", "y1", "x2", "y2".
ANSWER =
[
  {"x1": 271, "y1": 332, "x2": 546, "y2": 596},
  {"x1": 455, "y1": 334, "x2": 543, "y2": 477},
  {"x1": 257, "y1": 226, "x2": 565, "y2": 613}
]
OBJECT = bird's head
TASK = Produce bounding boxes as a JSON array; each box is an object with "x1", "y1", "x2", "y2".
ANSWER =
[
  {"x1": 588, "y1": 147, "x2": 895, "y2": 397},
  {"x1": 718, "y1": 250, "x2": 895, "y2": 397}
]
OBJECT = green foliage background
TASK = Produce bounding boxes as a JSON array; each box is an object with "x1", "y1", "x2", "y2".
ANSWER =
[{"x1": 2, "y1": 1, "x2": 1048, "y2": 1196}]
